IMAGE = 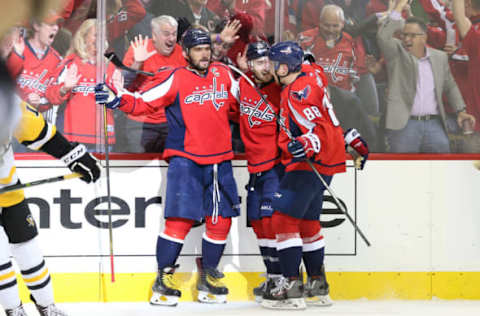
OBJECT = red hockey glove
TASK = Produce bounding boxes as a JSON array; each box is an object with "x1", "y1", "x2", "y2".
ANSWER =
[
  {"x1": 344, "y1": 128, "x2": 369, "y2": 170},
  {"x1": 287, "y1": 132, "x2": 321, "y2": 161}
]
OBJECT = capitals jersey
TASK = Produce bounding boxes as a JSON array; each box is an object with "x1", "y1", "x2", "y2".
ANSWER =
[
  {"x1": 279, "y1": 64, "x2": 346, "y2": 175},
  {"x1": 1, "y1": 99, "x2": 56, "y2": 207},
  {"x1": 118, "y1": 63, "x2": 238, "y2": 164},
  {"x1": 122, "y1": 40, "x2": 187, "y2": 124},
  {"x1": 46, "y1": 53, "x2": 116, "y2": 144},
  {"x1": 463, "y1": 19, "x2": 480, "y2": 132},
  {"x1": 233, "y1": 76, "x2": 281, "y2": 173},
  {"x1": 6, "y1": 41, "x2": 62, "y2": 112},
  {"x1": 298, "y1": 28, "x2": 358, "y2": 91}
]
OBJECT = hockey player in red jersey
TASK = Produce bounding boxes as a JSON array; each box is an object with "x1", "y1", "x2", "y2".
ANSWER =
[
  {"x1": 230, "y1": 41, "x2": 284, "y2": 302},
  {"x1": 261, "y1": 41, "x2": 368, "y2": 310},
  {"x1": 96, "y1": 28, "x2": 240, "y2": 306}
]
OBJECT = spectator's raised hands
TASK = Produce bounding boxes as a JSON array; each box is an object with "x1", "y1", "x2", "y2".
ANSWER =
[
  {"x1": 63, "y1": 64, "x2": 82, "y2": 91},
  {"x1": 220, "y1": 19, "x2": 242, "y2": 44},
  {"x1": 12, "y1": 32, "x2": 24, "y2": 57},
  {"x1": 131, "y1": 34, "x2": 156, "y2": 63}
]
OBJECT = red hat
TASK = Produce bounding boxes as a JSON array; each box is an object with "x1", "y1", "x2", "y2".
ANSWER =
[{"x1": 231, "y1": 11, "x2": 253, "y2": 42}]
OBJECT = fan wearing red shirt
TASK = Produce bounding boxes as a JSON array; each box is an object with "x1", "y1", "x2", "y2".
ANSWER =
[
  {"x1": 122, "y1": 15, "x2": 187, "y2": 153},
  {"x1": 6, "y1": 17, "x2": 62, "y2": 117},
  {"x1": 207, "y1": 0, "x2": 267, "y2": 35},
  {"x1": 46, "y1": 19, "x2": 118, "y2": 150},
  {"x1": 453, "y1": 0, "x2": 480, "y2": 139}
]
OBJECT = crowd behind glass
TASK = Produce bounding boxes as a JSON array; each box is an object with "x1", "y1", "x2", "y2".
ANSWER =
[{"x1": 4, "y1": 0, "x2": 479, "y2": 154}]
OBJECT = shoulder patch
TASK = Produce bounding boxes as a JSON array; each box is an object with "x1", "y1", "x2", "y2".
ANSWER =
[{"x1": 290, "y1": 85, "x2": 311, "y2": 102}]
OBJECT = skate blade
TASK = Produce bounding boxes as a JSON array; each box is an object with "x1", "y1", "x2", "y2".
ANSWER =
[
  {"x1": 150, "y1": 292, "x2": 179, "y2": 306},
  {"x1": 261, "y1": 298, "x2": 307, "y2": 310},
  {"x1": 305, "y1": 294, "x2": 333, "y2": 307},
  {"x1": 197, "y1": 291, "x2": 227, "y2": 304}
]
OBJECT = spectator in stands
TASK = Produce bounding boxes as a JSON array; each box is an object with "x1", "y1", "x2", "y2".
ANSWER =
[
  {"x1": 452, "y1": 0, "x2": 480, "y2": 152},
  {"x1": 297, "y1": 4, "x2": 378, "y2": 148},
  {"x1": 121, "y1": 15, "x2": 187, "y2": 153},
  {"x1": 6, "y1": 16, "x2": 62, "y2": 119},
  {"x1": 207, "y1": 0, "x2": 267, "y2": 36},
  {"x1": 378, "y1": 0, "x2": 475, "y2": 153},
  {"x1": 46, "y1": 19, "x2": 120, "y2": 151}
]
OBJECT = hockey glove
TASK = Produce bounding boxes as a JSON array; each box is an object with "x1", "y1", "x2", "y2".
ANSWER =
[
  {"x1": 287, "y1": 132, "x2": 321, "y2": 161},
  {"x1": 61, "y1": 143, "x2": 101, "y2": 183},
  {"x1": 95, "y1": 83, "x2": 121, "y2": 109},
  {"x1": 344, "y1": 128, "x2": 369, "y2": 170}
]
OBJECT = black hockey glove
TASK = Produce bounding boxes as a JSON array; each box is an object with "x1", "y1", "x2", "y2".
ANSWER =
[
  {"x1": 61, "y1": 143, "x2": 101, "y2": 183},
  {"x1": 95, "y1": 83, "x2": 121, "y2": 109}
]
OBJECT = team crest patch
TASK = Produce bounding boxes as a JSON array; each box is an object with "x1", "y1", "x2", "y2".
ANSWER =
[
  {"x1": 26, "y1": 215, "x2": 35, "y2": 227},
  {"x1": 291, "y1": 85, "x2": 311, "y2": 101}
]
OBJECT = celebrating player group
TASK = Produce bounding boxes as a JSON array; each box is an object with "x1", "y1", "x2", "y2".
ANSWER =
[{"x1": 95, "y1": 27, "x2": 369, "y2": 310}]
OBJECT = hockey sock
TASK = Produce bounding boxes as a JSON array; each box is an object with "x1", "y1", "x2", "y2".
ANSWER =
[
  {"x1": 11, "y1": 237, "x2": 54, "y2": 307},
  {"x1": 0, "y1": 228, "x2": 20, "y2": 310},
  {"x1": 262, "y1": 217, "x2": 282, "y2": 275},
  {"x1": 300, "y1": 219, "x2": 326, "y2": 276},
  {"x1": 272, "y1": 212, "x2": 302, "y2": 278},
  {"x1": 250, "y1": 219, "x2": 271, "y2": 273},
  {"x1": 157, "y1": 218, "x2": 194, "y2": 269},
  {"x1": 202, "y1": 216, "x2": 231, "y2": 269}
]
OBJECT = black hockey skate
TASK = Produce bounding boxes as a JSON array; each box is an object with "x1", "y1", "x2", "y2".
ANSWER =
[
  {"x1": 305, "y1": 265, "x2": 333, "y2": 306},
  {"x1": 261, "y1": 277, "x2": 306, "y2": 310},
  {"x1": 253, "y1": 274, "x2": 282, "y2": 303},
  {"x1": 150, "y1": 264, "x2": 182, "y2": 306},
  {"x1": 35, "y1": 303, "x2": 68, "y2": 316},
  {"x1": 5, "y1": 305, "x2": 28, "y2": 316},
  {"x1": 196, "y1": 257, "x2": 228, "y2": 303}
]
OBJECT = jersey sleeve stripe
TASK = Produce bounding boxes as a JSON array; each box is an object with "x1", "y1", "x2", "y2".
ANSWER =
[{"x1": 24, "y1": 122, "x2": 54, "y2": 151}]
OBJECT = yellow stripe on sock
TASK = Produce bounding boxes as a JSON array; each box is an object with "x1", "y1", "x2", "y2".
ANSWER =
[
  {"x1": 0, "y1": 270, "x2": 15, "y2": 282},
  {"x1": 23, "y1": 268, "x2": 49, "y2": 284}
]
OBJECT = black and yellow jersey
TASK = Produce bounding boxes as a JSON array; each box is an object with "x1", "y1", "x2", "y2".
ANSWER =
[{"x1": 0, "y1": 100, "x2": 56, "y2": 207}]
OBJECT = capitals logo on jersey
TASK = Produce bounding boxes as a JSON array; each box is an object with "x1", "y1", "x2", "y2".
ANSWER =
[
  {"x1": 184, "y1": 67, "x2": 229, "y2": 110},
  {"x1": 318, "y1": 53, "x2": 357, "y2": 83},
  {"x1": 291, "y1": 85, "x2": 311, "y2": 102},
  {"x1": 240, "y1": 95, "x2": 276, "y2": 128}
]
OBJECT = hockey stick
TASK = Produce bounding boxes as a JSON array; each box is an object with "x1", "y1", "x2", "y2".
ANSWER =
[
  {"x1": 96, "y1": 1, "x2": 115, "y2": 282},
  {"x1": 104, "y1": 52, "x2": 154, "y2": 77},
  {"x1": 0, "y1": 173, "x2": 81, "y2": 194},
  {"x1": 228, "y1": 64, "x2": 371, "y2": 247}
]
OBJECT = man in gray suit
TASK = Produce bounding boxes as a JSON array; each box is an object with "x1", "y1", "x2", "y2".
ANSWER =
[{"x1": 378, "y1": 0, "x2": 475, "y2": 153}]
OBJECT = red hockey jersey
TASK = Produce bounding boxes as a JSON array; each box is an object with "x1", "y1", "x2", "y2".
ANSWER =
[
  {"x1": 118, "y1": 63, "x2": 237, "y2": 164},
  {"x1": 46, "y1": 53, "x2": 116, "y2": 144},
  {"x1": 234, "y1": 76, "x2": 282, "y2": 173},
  {"x1": 298, "y1": 28, "x2": 358, "y2": 91},
  {"x1": 7, "y1": 41, "x2": 62, "y2": 112},
  {"x1": 462, "y1": 19, "x2": 480, "y2": 131},
  {"x1": 122, "y1": 40, "x2": 187, "y2": 124},
  {"x1": 207, "y1": 0, "x2": 267, "y2": 35},
  {"x1": 279, "y1": 64, "x2": 346, "y2": 175}
]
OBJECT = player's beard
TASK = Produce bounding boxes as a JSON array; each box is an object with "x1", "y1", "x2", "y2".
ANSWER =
[{"x1": 189, "y1": 56, "x2": 211, "y2": 73}]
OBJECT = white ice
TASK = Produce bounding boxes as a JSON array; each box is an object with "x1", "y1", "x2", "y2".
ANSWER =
[{"x1": 13, "y1": 300, "x2": 480, "y2": 316}]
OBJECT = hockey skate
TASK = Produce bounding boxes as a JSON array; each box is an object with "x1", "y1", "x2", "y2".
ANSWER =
[
  {"x1": 196, "y1": 257, "x2": 228, "y2": 304},
  {"x1": 304, "y1": 265, "x2": 333, "y2": 306},
  {"x1": 150, "y1": 264, "x2": 182, "y2": 306},
  {"x1": 5, "y1": 305, "x2": 28, "y2": 316},
  {"x1": 35, "y1": 303, "x2": 68, "y2": 316},
  {"x1": 253, "y1": 274, "x2": 282, "y2": 303},
  {"x1": 261, "y1": 277, "x2": 306, "y2": 310}
]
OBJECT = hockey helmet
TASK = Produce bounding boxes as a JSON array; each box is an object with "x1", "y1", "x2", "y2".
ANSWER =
[
  {"x1": 181, "y1": 28, "x2": 211, "y2": 50},
  {"x1": 268, "y1": 41, "x2": 304, "y2": 73},
  {"x1": 246, "y1": 41, "x2": 270, "y2": 61}
]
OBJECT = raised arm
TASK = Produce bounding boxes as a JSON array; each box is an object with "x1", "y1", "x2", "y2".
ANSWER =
[{"x1": 452, "y1": 0, "x2": 472, "y2": 38}]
